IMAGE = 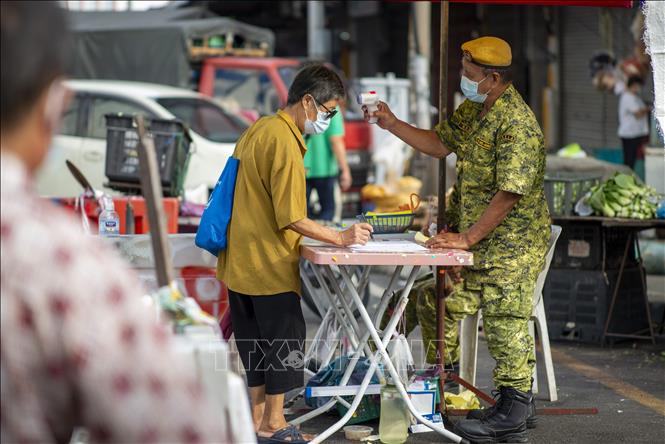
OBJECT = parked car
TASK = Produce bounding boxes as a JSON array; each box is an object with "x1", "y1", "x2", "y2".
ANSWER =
[{"x1": 36, "y1": 80, "x2": 249, "y2": 198}]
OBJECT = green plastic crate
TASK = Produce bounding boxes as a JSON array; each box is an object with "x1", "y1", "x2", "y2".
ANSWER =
[
  {"x1": 544, "y1": 172, "x2": 601, "y2": 216},
  {"x1": 336, "y1": 394, "x2": 381, "y2": 425}
]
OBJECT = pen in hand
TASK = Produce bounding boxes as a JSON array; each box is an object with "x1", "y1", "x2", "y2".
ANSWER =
[{"x1": 360, "y1": 214, "x2": 375, "y2": 240}]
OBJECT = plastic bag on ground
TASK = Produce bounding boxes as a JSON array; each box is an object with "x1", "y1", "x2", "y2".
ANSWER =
[{"x1": 444, "y1": 390, "x2": 481, "y2": 410}]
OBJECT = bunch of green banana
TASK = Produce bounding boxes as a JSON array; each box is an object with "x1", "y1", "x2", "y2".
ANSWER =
[{"x1": 587, "y1": 173, "x2": 660, "y2": 219}]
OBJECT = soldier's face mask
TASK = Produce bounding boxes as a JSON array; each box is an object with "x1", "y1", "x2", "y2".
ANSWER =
[{"x1": 461, "y1": 75, "x2": 491, "y2": 103}]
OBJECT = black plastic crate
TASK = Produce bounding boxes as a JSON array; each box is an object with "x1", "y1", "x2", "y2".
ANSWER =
[
  {"x1": 104, "y1": 114, "x2": 191, "y2": 197},
  {"x1": 543, "y1": 266, "x2": 649, "y2": 343},
  {"x1": 552, "y1": 222, "x2": 602, "y2": 269},
  {"x1": 553, "y1": 221, "x2": 638, "y2": 270}
]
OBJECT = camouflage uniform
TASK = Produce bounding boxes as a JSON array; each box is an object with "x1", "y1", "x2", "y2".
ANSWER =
[
  {"x1": 435, "y1": 84, "x2": 550, "y2": 392},
  {"x1": 381, "y1": 86, "x2": 549, "y2": 391}
]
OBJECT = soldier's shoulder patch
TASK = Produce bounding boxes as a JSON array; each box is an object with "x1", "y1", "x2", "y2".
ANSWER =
[
  {"x1": 500, "y1": 133, "x2": 517, "y2": 144},
  {"x1": 475, "y1": 137, "x2": 493, "y2": 150},
  {"x1": 451, "y1": 114, "x2": 472, "y2": 134},
  {"x1": 458, "y1": 120, "x2": 472, "y2": 134}
]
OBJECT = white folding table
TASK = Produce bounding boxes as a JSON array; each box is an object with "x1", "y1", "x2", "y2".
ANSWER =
[{"x1": 294, "y1": 243, "x2": 473, "y2": 443}]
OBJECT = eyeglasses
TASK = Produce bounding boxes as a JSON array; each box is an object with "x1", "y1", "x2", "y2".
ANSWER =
[
  {"x1": 311, "y1": 95, "x2": 338, "y2": 120},
  {"x1": 319, "y1": 102, "x2": 338, "y2": 120}
]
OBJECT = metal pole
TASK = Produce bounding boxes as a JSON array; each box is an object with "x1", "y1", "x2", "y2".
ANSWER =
[
  {"x1": 411, "y1": 2, "x2": 436, "y2": 195},
  {"x1": 307, "y1": 1, "x2": 327, "y2": 60},
  {"x1": 412, "y1": 4, "x2": 432, "y2": 130},
  {"x1": 436, "y1": 0, "x2": 450, "y2": 414}
]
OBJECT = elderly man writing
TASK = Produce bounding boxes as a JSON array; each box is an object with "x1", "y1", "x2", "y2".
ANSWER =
[
  {"x1": 217, "y1": 64, "x2": 372, "y2": 443},
  {"x1": 367, "y1": 37, "x2": 550, "y2": 443}
]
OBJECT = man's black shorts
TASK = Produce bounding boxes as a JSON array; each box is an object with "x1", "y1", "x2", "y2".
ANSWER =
[{"x1": 228, "y1": 290, "x2": 306, "y2": 395}]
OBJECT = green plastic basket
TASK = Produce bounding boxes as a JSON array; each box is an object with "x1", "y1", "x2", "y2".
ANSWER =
[
  {"x1": 336, "y1": 394, "x2": 381, "y2": 425},
  {"x1": 358, "y1": 213, "x2": 415, "y2": 234},
  {"x1": 544, "y1": 173, "x2": 601, "y2": 216}
]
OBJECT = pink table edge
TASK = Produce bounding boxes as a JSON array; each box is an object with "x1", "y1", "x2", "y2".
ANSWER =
[{"x1": 301, "y1": 245, "x2": 473, "y2": 266}]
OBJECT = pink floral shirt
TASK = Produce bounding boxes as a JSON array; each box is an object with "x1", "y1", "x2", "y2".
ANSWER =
[{"x1": 1, "y1": 153, "x2": 227, "y2": 443}]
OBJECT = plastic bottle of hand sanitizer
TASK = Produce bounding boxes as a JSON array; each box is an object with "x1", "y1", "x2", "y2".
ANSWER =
[{"x1": 98, "y1": 196, "x2": 120, "y2": 236}]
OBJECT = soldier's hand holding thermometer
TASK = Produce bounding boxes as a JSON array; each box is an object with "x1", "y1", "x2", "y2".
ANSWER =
[
  {"x1": 358, "y1": 91, "x2": 399, "y2": 131},
  {"x1": 359, "y1": 92, "x2": 449, "y2": 158}
]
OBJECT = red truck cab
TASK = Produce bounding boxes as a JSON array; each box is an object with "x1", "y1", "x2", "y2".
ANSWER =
[
  {"x1": 199, "y1": 57, "x2": 370, "y2": 150},
  {"x1": 199, "y1": 57, "x2": 298, "y2": 121}
]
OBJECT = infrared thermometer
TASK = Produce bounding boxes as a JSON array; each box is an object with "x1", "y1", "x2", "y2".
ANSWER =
[{"x1": 357, "y1": 91, "x2": 380, "y2": 124}]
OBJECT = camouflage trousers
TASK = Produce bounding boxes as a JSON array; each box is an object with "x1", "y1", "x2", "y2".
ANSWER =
[{"x1": 381, "y1": 274, "x2": 536, "y2": 392}]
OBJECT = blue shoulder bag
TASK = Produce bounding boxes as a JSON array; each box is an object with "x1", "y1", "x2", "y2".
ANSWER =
[{"x1": 195, "y1": 157, "x2": 240, "y2": 256}]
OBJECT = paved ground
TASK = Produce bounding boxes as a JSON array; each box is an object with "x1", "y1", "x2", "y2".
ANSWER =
[
  {"x1": 290, "y1": 338, "x2": 665, "y2": 443},
  {"x1": 283, "y1": 271, "x2": 665, "y2": 444}
]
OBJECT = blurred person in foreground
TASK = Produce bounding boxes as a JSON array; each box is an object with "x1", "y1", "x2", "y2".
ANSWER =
[
  {"x1": 618, "y1": 76, "x2": 650, "y2": 170},
  {"x1": 303, "y1": 103, "x2": 351, "y2": 221},
  {"x1": 217, "y1": 64, "x2": 372, "y2": 443},
  {"x1": 1, "y1": 2, "x2": 229, "y2": 442},
  {"x1": 365, "y1": 37, "x2": 550, "y2": 443}
]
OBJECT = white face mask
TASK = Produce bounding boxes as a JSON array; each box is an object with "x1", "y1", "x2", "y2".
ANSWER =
[
  {"x1": 460, "y1": 75, "x2": 490, "y2": 103},
  {"x1": 303, "y1": 96, "x2": 331, "y2": 135}
]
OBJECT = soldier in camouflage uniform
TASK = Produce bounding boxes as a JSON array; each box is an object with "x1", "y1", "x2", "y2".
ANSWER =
[{"x1": 366, "y1": 36, "x2": 550, "y2": 443}]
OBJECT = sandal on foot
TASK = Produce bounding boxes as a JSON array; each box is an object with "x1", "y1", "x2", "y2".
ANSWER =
[{"x1": 257, "y1": 425, "x2": 309, "y2": 444}]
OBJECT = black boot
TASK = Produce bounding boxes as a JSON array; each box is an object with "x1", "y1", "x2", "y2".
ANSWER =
[
  {"x1": 454, "y1": 386, "x2": 532, "y2": 443},
  {"x1": 466, "y1": 390, "x2": 538, "y2": 429}
]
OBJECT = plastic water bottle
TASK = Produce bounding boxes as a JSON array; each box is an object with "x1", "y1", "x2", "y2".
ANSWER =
[
  {"x1": 98, "y1": 196, "x2": 120, "y2": 236},
  {"x1": 379, "y1": 381, "x2": 410, "y2": 444}
]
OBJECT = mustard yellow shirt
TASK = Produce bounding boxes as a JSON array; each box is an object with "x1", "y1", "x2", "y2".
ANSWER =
[{"x1": 217, "y1": 110, "x2": 307, "y2": 296}]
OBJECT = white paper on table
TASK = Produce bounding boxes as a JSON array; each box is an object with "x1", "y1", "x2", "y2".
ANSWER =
[{"x1": 349, "y1": 240, "x2": 428, "y2": 253}]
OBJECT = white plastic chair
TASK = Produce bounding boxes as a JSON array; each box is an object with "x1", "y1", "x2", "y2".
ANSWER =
[{"x1": 458, "y1": 225, "x2": 562, "y2": 402}]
